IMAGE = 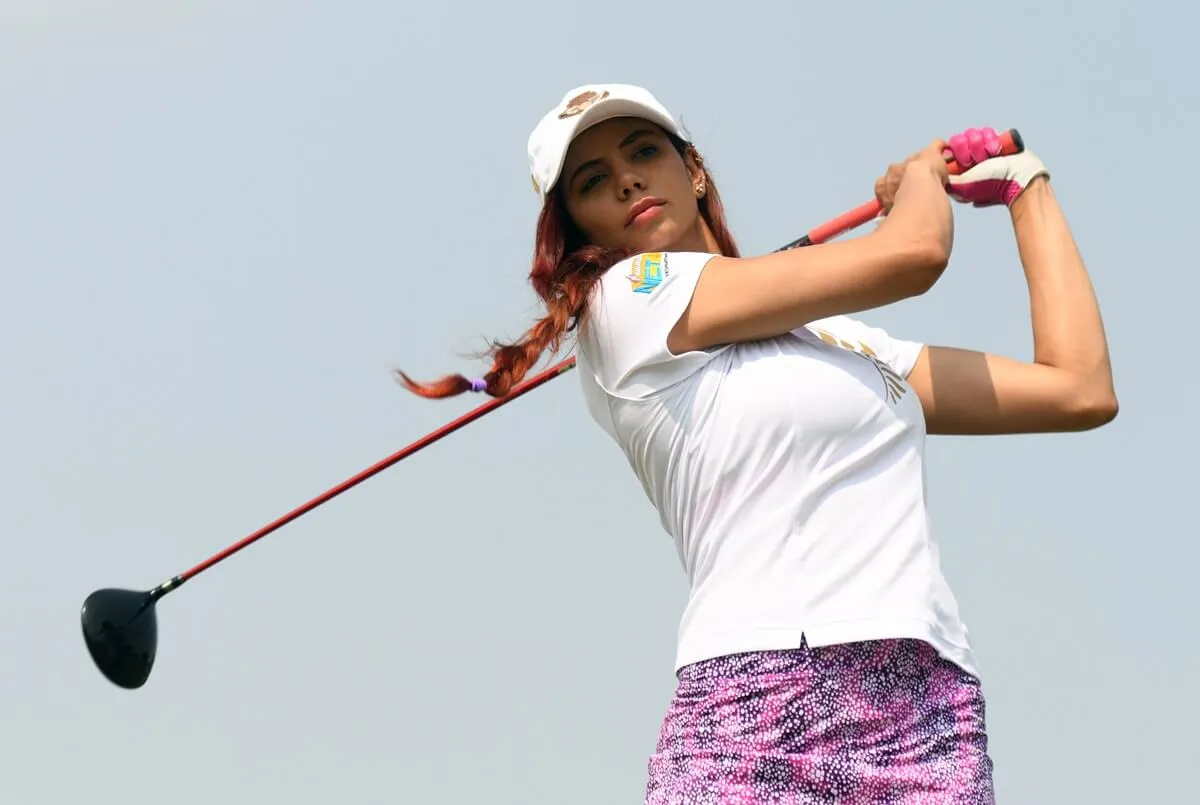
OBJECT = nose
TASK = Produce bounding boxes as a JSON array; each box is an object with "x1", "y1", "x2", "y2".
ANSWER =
[{"x1": 616, "y1": 168, "x2": 646, "y2": 199}]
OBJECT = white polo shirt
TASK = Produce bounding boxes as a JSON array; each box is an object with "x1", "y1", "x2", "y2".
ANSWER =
[{"x1": 575, "y1": 250, "x2": 978, "y2": 678}]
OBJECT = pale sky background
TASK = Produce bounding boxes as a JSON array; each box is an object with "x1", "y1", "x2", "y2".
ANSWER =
[{"x1": 2, "y1": 1, "x2": 1194, "y2": 803}]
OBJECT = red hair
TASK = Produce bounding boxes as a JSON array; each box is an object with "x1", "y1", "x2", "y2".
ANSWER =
[{"x1": 397, "y1": 134, "x2": 740, "y2": 399}]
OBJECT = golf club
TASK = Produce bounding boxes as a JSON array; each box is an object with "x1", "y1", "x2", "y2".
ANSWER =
[{"x1": 81, "y1": 128, "x2": 1024, "y2": 689}]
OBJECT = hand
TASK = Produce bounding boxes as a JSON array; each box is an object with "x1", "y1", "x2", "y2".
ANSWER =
[
  {"x1": 943, "y1": 127, "x2": 1050, "y2": 207},
  {"x1": 874, "y1": 139, "x2": 952, "y2": 214}
]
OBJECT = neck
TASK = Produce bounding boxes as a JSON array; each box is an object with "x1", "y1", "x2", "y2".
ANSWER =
[{"x1": 671, "y1": 215, "x2": 723, "y2": 255}]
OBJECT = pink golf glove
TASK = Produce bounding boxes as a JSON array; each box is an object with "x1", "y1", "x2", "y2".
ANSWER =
[{"x1": 943, "y1": 127, "x2": 1049, "y2": 207}]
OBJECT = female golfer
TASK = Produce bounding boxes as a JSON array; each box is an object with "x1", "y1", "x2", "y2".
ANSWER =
[{"x1": 401, "y1": 84, "x2": 1116, "y2": 803}]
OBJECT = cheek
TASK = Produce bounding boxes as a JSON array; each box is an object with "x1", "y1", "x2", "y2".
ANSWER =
[
  {"x1": 654, "y1": 153, "x2": 691, "y2": 186},
  {"x1": 658, "y1": 164, "x2": 700, "y2": 211},
  {"x1": 567, "y1": 196, "x2": 622, "y2": 238}
]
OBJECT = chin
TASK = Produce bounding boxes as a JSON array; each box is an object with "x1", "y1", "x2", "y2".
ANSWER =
[{"x1": 630, "y1": 221, "x2": 685, "y2": 253}]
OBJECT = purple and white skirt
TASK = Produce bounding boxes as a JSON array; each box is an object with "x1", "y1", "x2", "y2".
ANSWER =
[{"x1": 644, "y1": 638, "x2": 994, "y2": 804}]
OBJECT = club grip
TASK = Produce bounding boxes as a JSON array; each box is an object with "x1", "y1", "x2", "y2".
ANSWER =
[
  {"x1": 790, "y1": 128, "x2": 1025, "y2": 249},
  {"x1": 946, "y1": 128, "x2": 1024, "y2": 176}
]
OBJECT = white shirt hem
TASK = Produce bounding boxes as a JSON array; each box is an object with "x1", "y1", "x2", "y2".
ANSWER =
[{"x1": 676, "y1": 618, "x2": 979, "y2": 679}]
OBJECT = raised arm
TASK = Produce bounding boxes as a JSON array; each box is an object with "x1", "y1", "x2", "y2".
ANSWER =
[
  {"x1": 668, "y1": 140, "x2": 955, "y2": 354},
  {"x1": 904, "y1": 132, "x2": 1117, "y2": 434}
]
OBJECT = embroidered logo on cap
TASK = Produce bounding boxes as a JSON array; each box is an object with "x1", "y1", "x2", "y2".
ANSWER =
[{"x1": 558, "y1": 89, "x2": 610, "y2": 119}]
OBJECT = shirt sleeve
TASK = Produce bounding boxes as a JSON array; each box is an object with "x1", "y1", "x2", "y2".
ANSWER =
[
  {"x1": 799, "y1": 314, "x2": 926, "y2": 378},
  {"x1": 577, "y1": 250, "x2": 725, "y2": 400}
]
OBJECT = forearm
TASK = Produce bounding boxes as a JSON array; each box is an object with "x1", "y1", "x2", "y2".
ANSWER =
[
  {"x1": 669, "y1": 166, "x2": 952, "y2": 353},
  {"x1": 877, "y1": 162, "x2": 955, "y2": 261},
  {"x1": 905, "y1": 139, "x2": 1117, "y2": 435},
  {"x1": 1010, "y1": 177, "x2": 1114, "y2": 397}
]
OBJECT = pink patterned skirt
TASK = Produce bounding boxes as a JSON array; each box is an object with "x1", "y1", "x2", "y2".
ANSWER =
[{"x1": 645, "y1": 638, "x2": 995, "y2": 804}]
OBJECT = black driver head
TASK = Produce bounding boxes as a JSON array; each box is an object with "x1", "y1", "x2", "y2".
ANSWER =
[{"x1": 81, "y1": 588, "x2": 158, "y2": 689}]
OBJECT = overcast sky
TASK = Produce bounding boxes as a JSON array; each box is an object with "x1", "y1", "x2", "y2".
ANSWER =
[{"x1": 2, "y1": 1, "x2": 1194, "y2": 803}]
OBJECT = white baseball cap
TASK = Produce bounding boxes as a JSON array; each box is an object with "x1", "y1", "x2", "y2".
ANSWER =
[{"x1": 526, "y1": 83, "x2": 688, "y2": 200}]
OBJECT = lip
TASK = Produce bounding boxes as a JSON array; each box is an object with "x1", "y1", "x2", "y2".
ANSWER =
[{"x1": 625, "y1": 197, "x2": 667, "y2": 227}]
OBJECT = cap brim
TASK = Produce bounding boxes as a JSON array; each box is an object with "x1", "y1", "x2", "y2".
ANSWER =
[{"x1": 545, "y1": 98, "x2": 684, "y2": 193}]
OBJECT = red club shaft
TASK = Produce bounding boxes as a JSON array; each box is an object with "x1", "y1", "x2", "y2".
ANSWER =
[{"x1": 155, "y1": 127, "x2": 1023, "y2": 594}]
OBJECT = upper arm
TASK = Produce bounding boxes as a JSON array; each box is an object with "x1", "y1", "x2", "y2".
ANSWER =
[
  {"x1": 667, "y1": 230, "x2": 949, "y2": 354},
  {"x1": 906, "y1": 345, "x2": 1119, "y2": 435},
  {"x1": 578, "y1": 250, "x2": 726, "y2": 401}
]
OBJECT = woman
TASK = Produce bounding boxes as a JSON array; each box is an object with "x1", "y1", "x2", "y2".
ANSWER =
[{"x1": 400, "y1": 84, "x2": 1116, "y2": 803}]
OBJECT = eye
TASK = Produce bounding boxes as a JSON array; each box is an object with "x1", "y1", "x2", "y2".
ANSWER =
[
  {"x1": 579, "y1": 173, "x2": 605, "y2": 194},
  {"x1": 632, "y1": 144, "x2": 659, "y2": 160}
]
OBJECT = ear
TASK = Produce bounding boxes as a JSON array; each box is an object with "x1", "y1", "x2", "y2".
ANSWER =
[
  {"x1": 683, "y1": 145, "x2": 708, "y2": 198},
  {"x1": 682, "y1": 145, "x2": 705, "y2": 182}
]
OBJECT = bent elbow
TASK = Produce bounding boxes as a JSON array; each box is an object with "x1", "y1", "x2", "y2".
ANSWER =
[
  {"x1": 1067, "y1": 386, "x2": 1119, "y2": 430},
  {"x1": 902, "y1": 241, "x2": 951, "y2": 297},
  {"x1": 924, "y1": 239, "x2": 952, "y2": 274},
  {"x1": 1087, "y1": 393, "x2": 1120, "y2": 428},
  {"x1": 866, "y1": 225, "x2": 951, "y2": 300}
]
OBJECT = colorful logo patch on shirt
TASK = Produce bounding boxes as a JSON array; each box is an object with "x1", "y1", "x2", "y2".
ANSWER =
[{"x1": 627, "y1": 252, "x2": 667, "y2": 294}]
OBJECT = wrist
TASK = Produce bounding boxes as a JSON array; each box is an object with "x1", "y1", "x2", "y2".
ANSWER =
[
  {"x1": 909, "y1": 159, "x2": 948, "y2": 184},
  {"x1": 1009, "y1": 174, "x2": 1052, "y2": 218}
]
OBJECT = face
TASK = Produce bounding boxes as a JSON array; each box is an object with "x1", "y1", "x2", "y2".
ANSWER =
[{"x1": 558, "y1": 117, "x2": 709, "y2": 253}]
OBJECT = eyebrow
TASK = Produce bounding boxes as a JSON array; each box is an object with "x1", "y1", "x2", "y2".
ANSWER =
[{"x1": 567, "y1": 129, "x2": 658, "y2": 187}]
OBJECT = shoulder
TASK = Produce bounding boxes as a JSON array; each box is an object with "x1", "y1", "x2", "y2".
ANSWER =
[
  {"x1": 801, "y1": 315, "x2": 926, "y2": 377},
  {"x1": 584, "y1": 250, "x2": 723, "y2": 338},
  {"x1": 591, "y1": 250, "x2": 720, "y2": 301},
  {"x1": 802, "y1": 315, "x2": 880, "y2": 347},
  {"x1": 579, "y1": 250, "x2": 727, "y2": 400}
]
